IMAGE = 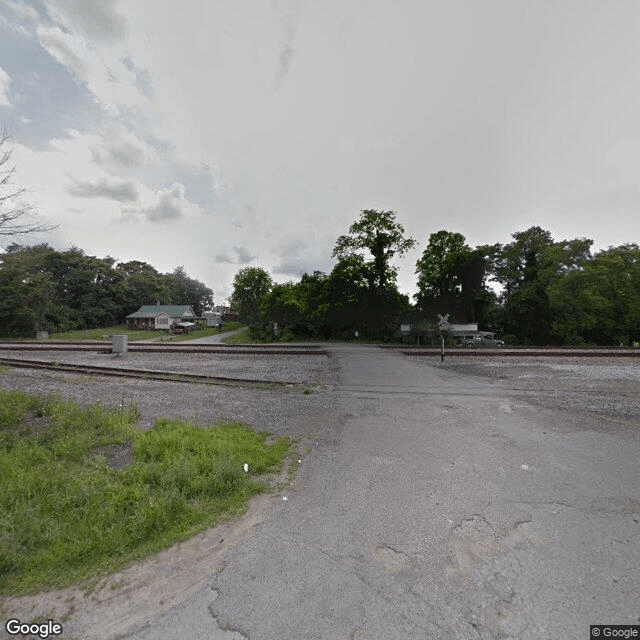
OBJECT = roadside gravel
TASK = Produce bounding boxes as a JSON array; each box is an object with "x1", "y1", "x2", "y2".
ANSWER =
[
  {"x1": 0, "y1": 358, "x2": 340, "y2": 439},
  {"x1": 408, "y1": 355, "x2": 640, "y2": 421},
  {"x1": 0, "y1": 348, "x2": 333, "y2": 384}
]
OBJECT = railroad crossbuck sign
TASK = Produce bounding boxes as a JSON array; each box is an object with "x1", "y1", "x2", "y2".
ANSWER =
[{"x1": 437, "y1": 313, "x2": 450, "y2": 331}]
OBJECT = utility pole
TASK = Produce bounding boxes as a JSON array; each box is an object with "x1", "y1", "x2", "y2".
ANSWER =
[{"x1": 437, "y1": 313, "x2": 450, "y2": 362}]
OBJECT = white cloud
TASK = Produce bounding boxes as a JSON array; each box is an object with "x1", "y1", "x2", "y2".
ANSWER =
[
  {"x1": 36, "y1": 23, "x2": 147, "y2": 116},
  {"x1": 6, "y1": 0, "x2": 640, "y2": 302},
  {"x1": 89, "y1": 121, "x2": 159, "y2": 172},
  {"x1": 37, "y1": 25, "x2": 93, "y2": 83},
  {"x1": 124, "y1": 183, "x2": 201, "y2": 223},
  {"x1": 43, "y1": 0, "x2": 127, "y2": 45},
  {"x1": 66, "y1": 176, "x2": 139, "y2": 202},
  {"x1": 214, "y1": 246, "x2": 256, "y2": 264},
  {"x1": 0, "y1": 66, "x2": 12, "y2": 106}
]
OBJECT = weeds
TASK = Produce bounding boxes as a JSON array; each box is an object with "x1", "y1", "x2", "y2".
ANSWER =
[{"x1": 0, "y1": 389, "x2": 291, "y2": 595}]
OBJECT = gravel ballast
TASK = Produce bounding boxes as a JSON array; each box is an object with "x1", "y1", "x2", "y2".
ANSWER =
[
  {"x1": 0, "y1": 348, "x2": 333, "y2": 384},
  {"x1": 409, "y1": 355, "x2": 640, "y2": 420}
]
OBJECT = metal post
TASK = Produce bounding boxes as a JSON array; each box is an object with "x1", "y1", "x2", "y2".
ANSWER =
[{"x1": 441, "y1": 332, "x2": 444, "y2": 362}]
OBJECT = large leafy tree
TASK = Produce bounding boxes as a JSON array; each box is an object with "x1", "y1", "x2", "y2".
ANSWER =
[
  {"x1": 325, "y1": 255, "x2": 372, "y2": 304},
  {"x1": 230, "y1": 266, "x2": 272, "y2": 324},
  {"x1": 116, "y1": 260, "x2": 172, "y2": 313},
  {"x1": 493, "y1": 226, "x2": 593, "y2": 344},
  {"x1": 0, "y1": 244, "x2": 53, "y2": 336},
  {"x1": 166, "y1": 266, "x2": 214, "y2": 316},
  {"x1": 332, "y1": 210, "x2": 416, "y2": 291},
  {"x1": 414, "y1": 230, "x2": 500, "y2": 324},
  {"x1": 0, "y1": 244, "x2": 217, "y2": 336},
  {"x1": 415, "y1": 230, "x2": 472, "y2": 303},
  {"x1": 548, "y1": 243, "x2": 640, "y2": 345}
]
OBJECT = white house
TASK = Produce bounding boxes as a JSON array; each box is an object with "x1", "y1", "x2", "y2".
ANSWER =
[{"x1": 126, "y1": 305, "x2": 197, "y2": 330}]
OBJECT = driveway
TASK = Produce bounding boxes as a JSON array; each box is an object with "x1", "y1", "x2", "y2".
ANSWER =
[{"x1": 183, "y1": 328, "x2": 247, "y2": 344}]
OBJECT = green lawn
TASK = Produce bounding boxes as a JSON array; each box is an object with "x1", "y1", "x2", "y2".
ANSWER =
[
  {"x1": 44, "y1": 325, "x2": 156, "y2": 341},
  {"x1": 28, "y1": 321, "x2": 246, "y2": 343},
  {"x1": 0, "y1": 389, "x2": 291, "y2": 595},
  {"x1": 221, "y1": 327, "x2": 258, "y2": 344}
]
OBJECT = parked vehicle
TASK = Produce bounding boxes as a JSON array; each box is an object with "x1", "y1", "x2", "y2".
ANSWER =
[
  {"x1": 204, "y1": 312, "x2": 223, "y2": 328},
  {"x1": 460, "y1": 333, "x2": 505, "y2": 348}
]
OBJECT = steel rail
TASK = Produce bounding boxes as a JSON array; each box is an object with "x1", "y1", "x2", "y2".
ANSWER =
[
  {"x1": 400, "y1": 348, "x2": 640, "y2": 357},
  {"x1": 0, "y1": 343, "x2": 328, "y2": 355},
  {"x1": 0, "y1": 357, "x2": 298, "y2": 387}
]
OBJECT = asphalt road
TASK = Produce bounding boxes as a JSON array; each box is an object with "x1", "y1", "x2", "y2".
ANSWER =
[{"x1": 126, "y1": 345, "x2": 639, "y2": 640}]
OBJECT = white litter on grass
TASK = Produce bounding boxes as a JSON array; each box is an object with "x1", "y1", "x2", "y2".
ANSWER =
[
  {"x1": 521, "y1": 464, "x2": 531, "y2": 471},
  {"x1": 243, "y1": 463, "x2": 249, "y2": 473},
  {"x1": 282, "y1": 496, "x2": 288, "y2": 501},
  {"x1": 297, "y1": 459, "x2": 301, "y2": 463}
]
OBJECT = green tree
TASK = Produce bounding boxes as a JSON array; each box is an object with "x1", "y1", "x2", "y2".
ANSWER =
[
  {"x1": 116, "y1": 260, "x2": 172, "y2": 313},
  {"x1": 548, "y1": 243, "x2": 640, "y2": 345},
  {"x1": 230, "y1": 267, "x2": 272, "y2": 325},
  {"x1": 260, "y1": 281, "x2": 305, "y2": 337},
  {"x1": 325, "y1": 255, "x2": 371, "y2": 305},
  {"x1": 415, "y1": 230, "x2": 471, "y2": 301},
  {"x1": 166, "y1": 266, "x2": 214, "y2": 316},
  {"x1": 414, "y1": 230, "x2": 500, "y2": 325},
  {"x1": 332, "y1": 210, "x2": 416, "y2": 291},
  {"x1": 493, "y1": 227, "x2": 593, "y2": 344},
  {"x1": 0, "y1": 244, "x2": 50, "y2": 336}
]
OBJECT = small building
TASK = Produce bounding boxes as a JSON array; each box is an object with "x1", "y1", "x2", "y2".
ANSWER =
[
  {"x1": 210, "y1": 305, "x2": 238, "y2": 321},
  {"x1": 203, "y1": 311, "x2": 223, "y2": 327},
  {"x1": 126, "y1": 305, "x2": 197, "y2": 330},
  {"x1": 449, "y1": 323, "x2": 479, "y2": 342}
]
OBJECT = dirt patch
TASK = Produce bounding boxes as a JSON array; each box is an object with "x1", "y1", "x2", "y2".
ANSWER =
[
  {"x1": 11, "y1": 410, "x2": 53, "y2": 437},
  {"x1": 95, "y1": 441, "x2": 133, "y2": 470}
]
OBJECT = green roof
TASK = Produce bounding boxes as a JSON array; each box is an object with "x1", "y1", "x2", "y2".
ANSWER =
[{"x1": 127, "y1": 305, "x2": 196, "y2": 319}]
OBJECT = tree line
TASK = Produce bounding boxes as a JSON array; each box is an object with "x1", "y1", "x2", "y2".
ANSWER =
[
  {"x1": 231, "y1": 210, "x2": 640, "y2": 346},
  {"x1": 0, "y1": 243, "x2": 214, "y2": 337}
]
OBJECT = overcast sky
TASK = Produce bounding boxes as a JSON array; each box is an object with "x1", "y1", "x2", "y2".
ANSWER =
[{"x1": 1, "y1": 1, "x2": 639, "y2": 303}]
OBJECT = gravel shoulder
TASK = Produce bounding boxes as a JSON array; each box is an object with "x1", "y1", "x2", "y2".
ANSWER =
[
  {"x1": 409, "y1": 354, "x2": 640, "y2": 422},
  {"x1": 0, "y1": 348, "x2": 332, "y2": 384}
]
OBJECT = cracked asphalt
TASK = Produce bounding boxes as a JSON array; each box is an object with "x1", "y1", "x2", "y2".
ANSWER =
[{"x1": 123, "y1": 345, "x2": 640, "y2": 640}]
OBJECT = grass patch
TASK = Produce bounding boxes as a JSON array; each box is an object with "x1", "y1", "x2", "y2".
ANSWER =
[
  {"x1": 45, "y1": 325, "x2": 154, "y2": 342},
  {"x1": 221, "y1": 327, "x2": 258, "y2": 344},
  {"x1": 0, "y1": 389, "x2": 291, "y2": 595}
]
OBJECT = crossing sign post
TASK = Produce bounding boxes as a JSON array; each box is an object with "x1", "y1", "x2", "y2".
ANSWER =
[{"x1": 437, "y1": 314, "x2": 450, "y2": 362}]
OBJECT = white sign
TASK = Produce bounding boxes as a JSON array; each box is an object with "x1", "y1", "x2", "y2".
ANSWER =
[{"x1": 437, "y1": 313, "x2": 450, "y2": 331}]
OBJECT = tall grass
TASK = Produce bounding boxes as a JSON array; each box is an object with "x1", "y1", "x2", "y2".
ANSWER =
[
  {"x1": 0, "y1": 389, "x2": 290, "y2": 595},
  {"x1": 45, "y1": 325, "x2": 153, "y2": 341}
]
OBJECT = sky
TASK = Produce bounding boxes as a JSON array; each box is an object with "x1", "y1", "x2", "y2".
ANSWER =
[{"x1": 1, "y1": 0, "x2": 639, "y2": 304}]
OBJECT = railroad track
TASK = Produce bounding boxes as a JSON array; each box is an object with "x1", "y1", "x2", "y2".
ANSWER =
[
  {"x1": 0, "y1": 357, "x2": 298, "y2": 388},
  {"x1": 399, "y1": 348, "x2": 640, "y2": 357},
  {"x1": 1, "y1": 342, "x2": 638, "y2": 357},
  {"x1": 0, "y1": 342, "x2": 328, "y2": 356}
]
